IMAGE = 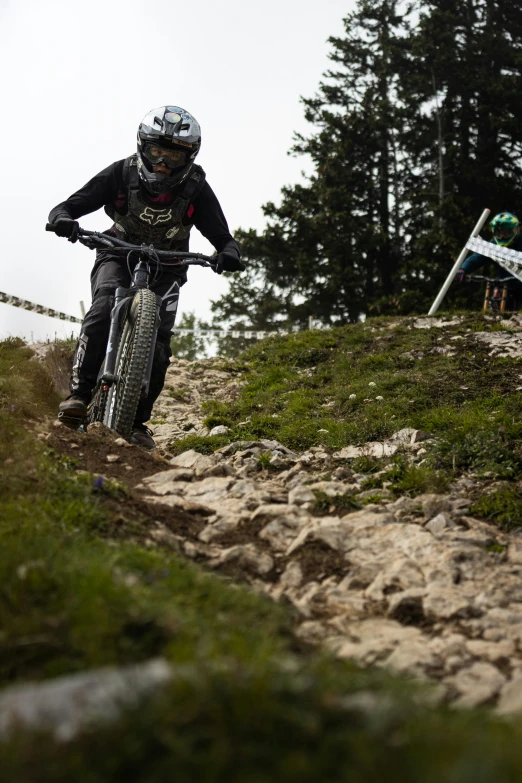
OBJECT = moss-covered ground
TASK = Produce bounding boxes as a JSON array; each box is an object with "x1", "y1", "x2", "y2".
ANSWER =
[
  {"x1": 172, "y1": 314, "x2": 522, "y2": 504},
  {"x1": 3, "y1": 325, "x2": 522, "y2": 780}
]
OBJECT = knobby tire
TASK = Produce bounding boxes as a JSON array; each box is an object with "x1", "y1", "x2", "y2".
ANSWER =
[
  {"x1": 104, "y1": 289, "x2": 157, "y2": 440},
  {"x1": 87, "y1": 385, "x2": 108, "y2": 424}
]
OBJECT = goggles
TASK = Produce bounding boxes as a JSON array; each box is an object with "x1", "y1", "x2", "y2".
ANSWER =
[
  {"x1": 493, "y1": 226, "x2": 517, "y2": 239},
  {"x1": 143, "y1": 143, "x2": 188, "y2": 169}
]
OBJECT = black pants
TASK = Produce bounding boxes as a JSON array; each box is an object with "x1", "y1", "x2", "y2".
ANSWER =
[{"x1": 71, "y1": 252, "x2": 185, "y2": 424}]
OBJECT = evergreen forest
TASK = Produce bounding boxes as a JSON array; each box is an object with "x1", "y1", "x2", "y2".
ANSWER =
[{"x1": 211, "y1": 0, "x2": 522, "y2": 331}]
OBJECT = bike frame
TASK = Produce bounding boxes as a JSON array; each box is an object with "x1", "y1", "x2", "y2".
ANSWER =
[
  {"x1": 46, "y1": 224, "x2": 215, "y2": 424},
  {"x1": 464, "y1": 275, "x2": 513, "y2": 314},
  {"x1": 483, "y1": 282, "x2": 509, "y2": 313}
]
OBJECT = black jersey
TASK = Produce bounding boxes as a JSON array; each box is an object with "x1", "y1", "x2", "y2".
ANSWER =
[{"x1": 48, "y1": 158, "x2": 240, "y2": 257}]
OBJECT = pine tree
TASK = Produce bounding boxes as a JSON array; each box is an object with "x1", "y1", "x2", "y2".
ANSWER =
[
  {"x1": 213, "y1": 0, "x2": 522, "y2": 324},
  {"x1": 402, "y1": 0, "x2": 522, "y2": 303},
  {"x1": 212, "y1": 0, "x2": 413, "y2": 328}
]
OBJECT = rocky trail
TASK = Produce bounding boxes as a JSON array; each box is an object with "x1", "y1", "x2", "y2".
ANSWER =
[{"x1": 41, "y1": 316, "x2": 522, "y2": 715}]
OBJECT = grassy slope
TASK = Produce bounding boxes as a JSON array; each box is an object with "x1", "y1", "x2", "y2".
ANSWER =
[
  {"x1": 2, "y1": 330, "x2": 522, "y2": 781},
  {"x1": 179, "y1": 314, "x2": 522, "y2": 524}
]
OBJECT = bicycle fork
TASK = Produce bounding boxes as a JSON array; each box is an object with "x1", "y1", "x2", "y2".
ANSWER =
[{"x1": 99, "y1": 287, "x2": 129, "y2": 388}]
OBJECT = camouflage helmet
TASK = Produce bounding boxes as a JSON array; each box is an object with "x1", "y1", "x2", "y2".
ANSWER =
[{"x1": 490, "y1": 212, "x2": 520, "y2": 247}]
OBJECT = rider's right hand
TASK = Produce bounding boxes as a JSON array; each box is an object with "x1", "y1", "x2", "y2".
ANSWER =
[
  {"x1": 455, "y1": 269, "x2": 466, "y2": 283},
  {"x1": 53, "y1": 218, "x2": 80, "y2": 243}
]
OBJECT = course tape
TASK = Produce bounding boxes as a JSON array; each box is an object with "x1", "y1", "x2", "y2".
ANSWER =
[
  {"x1": 0, "y1": 291, "x2": 82, "y2": 323},
  {"x1": 465, "y1": 237, "x2": 522, "y2": 283},
  {"x1": 0, "y1": 290, "x2": 281, "y2": 338},
  {"x1": 171, "y1": 328, "x2": 282, "y2": 339}
]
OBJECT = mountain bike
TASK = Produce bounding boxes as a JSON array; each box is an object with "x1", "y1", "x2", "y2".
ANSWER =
[
  {"x1": 463, "y1": 274, "x2": 514, "y2": 313},
  {"x1": 46, "y1": 224, "x2": 215, "y2": 439}
]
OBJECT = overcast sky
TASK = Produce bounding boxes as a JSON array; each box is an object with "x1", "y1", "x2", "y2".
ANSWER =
[{"x1": 0, "y1": 0, "x2": 354, "y2": 341}]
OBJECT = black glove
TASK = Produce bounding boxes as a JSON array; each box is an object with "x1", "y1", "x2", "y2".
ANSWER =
[
  {"x1": 53, "y1": 218, "x2": 80, "y2": 243},
  {"x1": 214, "y1": 251, "x2": 245, "y2": 275}
]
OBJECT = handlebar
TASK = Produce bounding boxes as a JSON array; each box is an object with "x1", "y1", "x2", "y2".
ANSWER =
[
  {"x1": 46, "y1": 223, "x2": 215, "y2": 267},
  {"x1": 464, "y1": 274, "x2": 513, "y2": 283}
]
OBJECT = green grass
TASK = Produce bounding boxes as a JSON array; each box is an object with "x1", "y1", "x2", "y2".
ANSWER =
[
  {"x1": 4, "y1": 332, "x2": 522, "y2": 780},
  {"x1": 194, "y1": 315, "x2": 522, "y2": 486},
  {"x1": 361, "y1": 455, "x2": 450, "y2": 497},
  {"x1": 471, "y1": 487, "x2": 522, "y2": 530},
  {"x1": 168, "y1": 433, "x2": 231, "y2": 455},
  {"x1": 312, "y1": 490, "x2": 362, "y2": 515}
]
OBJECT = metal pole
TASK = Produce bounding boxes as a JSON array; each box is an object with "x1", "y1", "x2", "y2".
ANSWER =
[
  {"x1": 428, "y1": 208, "x2": 491, "y2": 315},
  {"x1": 79, "y1": 300, "x2": 86, "y2": 318}
]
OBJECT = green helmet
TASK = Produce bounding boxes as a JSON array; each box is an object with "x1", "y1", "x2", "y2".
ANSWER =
[{"x1": 489, "y1": 212, "x2": 520, "y2": 247}]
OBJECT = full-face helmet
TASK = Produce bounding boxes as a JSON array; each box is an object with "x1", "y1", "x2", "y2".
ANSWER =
[
  {"x1": 137, "y1": 106, "x2": 201, "y2": 195},
  {"x1": 489, "y1": 212, "x2": 520, "y2": 247}
]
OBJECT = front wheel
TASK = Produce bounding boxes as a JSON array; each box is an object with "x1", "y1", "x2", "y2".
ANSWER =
[
  {"x1": 104, "y1": 289, "x2": 157, "y2": 440},
  {"x1": 87, "y1": 384, "x2": 108, "y2": 425}
]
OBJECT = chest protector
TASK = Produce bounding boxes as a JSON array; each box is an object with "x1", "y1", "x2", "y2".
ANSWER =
[{"x1": 104, "y1": 156, "x2": 206, "y2": 249}]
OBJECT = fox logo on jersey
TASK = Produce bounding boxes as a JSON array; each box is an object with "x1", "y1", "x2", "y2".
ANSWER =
[{"x1": 139, "y1": 206, "x2": 173, "y2": 225}]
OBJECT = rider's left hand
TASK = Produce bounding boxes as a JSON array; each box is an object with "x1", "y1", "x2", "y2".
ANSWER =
[
  {"x1": 214, "y1": 251, "x2": 245, "y2": 275},
  {"x1": 455, "y1": 269, "x2": 466, "y2": 283}
]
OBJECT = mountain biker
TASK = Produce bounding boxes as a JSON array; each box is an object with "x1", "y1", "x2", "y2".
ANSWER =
[
  {"x1": 47, "y1": 106, "x2": 243, "y2": 449},
  {"x1": 455, "y1": 212, "x2": 522, "y2": 309}
]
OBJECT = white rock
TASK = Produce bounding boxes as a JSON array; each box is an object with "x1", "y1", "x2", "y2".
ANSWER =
[
  {"x1": 143, "y1": 495, "x2": 212, "y2": 515},
  {"x1": 447, "y1": 662, "x2": 505, "y2": 708},
  {"x1": 0, "y1": 659, "x2": 172, "y2": 741},
  {"x1": 138, "y1": 472, "x2": 191, "y2": 496},
  {"x1": 114, "y1": 438, "x2": 132, "y2": 448},
  {"x1": 169, "y1": 450, "x2": 205, "y2": 469},
  {"x1": 209, "y1": 425, "x2": 230, "y2": 436},
  {"x1": 184, "y1": 476, "x2": 237, "y2": 504},
  {"x1": 333, "y1": 442, "x2": 398, "y2": 459},
  {"x1": 419, "y1": 494, "x2": 452, "y2": 519},
  {"x1": 370, "y1": 553, "x2": 426, "y2": 595},
  {"x1": 391, "y1": 428, "x2": 417, "y2": 443},
  {"x1": 198, "y1": 517, "x2": 240, "y2": 543},
  {"x1": 209, "y1": 544, "x2": 274, "y2": 575},
  {"x1": 331, "y1": 618, "x2": 425, "y2": 666},
  {"x1": 279, "y1": 560, "x2": 304, "y2": 590},
  {"x1": 508, "y1": 540, "x2": 522, "y2": 565},
  {"x1": 425, "y1": 513, "x2": 455, "y2": 536},
  {"x1": 193, "y1": 454, "x2": 218, "y2": 476},
  {"x1": 465, "y1": 639, "x2": 515, "y2": 663},
  {"x1": 294, "y1": 509, "x2": 397, "y2": 556},
  {"x1": 288, "y1": 486, "x2": 316, "y2": 506},
  {"x1": 385, "y1": 640, "x2": 439, "y2": 678},
  {"x1": 497, "y1": 674, "x2": 522, "y2": 714},
  {"x1": 423, "y1": 585, "x2": 472, "y2": 621},
  {"x1": 255, "y1": 506, "x2": 311, "y2": 551}
]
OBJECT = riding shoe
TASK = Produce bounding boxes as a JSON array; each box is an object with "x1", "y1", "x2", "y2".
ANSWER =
[
  {"x1": 58, "y1": 394, "x2": 90, "y2": 418},
  {"x1": 130, "y1": 424, "x2": 156, "y2": 450}
]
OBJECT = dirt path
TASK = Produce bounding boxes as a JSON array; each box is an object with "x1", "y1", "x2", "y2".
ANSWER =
[{"x1": 46, "y1": 343, "x2": 522, "y2": 713}]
